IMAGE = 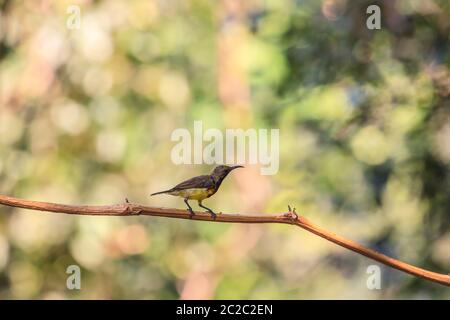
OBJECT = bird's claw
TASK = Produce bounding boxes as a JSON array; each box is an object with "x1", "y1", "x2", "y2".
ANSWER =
[
  {"x1": 284, "y1": 205, "x2": 299, "y2": 221},
  {"x1": 204, "y1": 210, "x2": 217, "y2": 220},
  {"x1": 187, "y1": 208, "x2": 195, "y2": 218}
]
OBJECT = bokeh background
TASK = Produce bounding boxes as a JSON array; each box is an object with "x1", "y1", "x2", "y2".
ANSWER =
[{"x1": 0, "y1": 0, "x2": 449, "y2": 299}]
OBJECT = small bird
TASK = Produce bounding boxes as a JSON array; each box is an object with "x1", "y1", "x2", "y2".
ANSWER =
[{"x1": 151, "y1": 165, "x2": 243, "y2": 219}]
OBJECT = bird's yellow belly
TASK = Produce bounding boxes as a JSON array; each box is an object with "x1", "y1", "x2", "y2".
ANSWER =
[{"x1": 169, "y1": 188, "x2": 213, "y2": 200}]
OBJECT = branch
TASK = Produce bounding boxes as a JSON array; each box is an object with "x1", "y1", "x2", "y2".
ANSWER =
[{"x1": 0, "y1": 194, "x2": 449, "y2": 287}]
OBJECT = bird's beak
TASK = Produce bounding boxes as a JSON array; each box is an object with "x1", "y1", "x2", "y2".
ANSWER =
[{"x1": 231, "y1": 165, "x2": 244, "y2": 170}]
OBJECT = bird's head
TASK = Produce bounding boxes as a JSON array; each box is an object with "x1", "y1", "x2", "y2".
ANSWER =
[{"x1": 211, "y1": 165, "x2": 243, "y2": 179}]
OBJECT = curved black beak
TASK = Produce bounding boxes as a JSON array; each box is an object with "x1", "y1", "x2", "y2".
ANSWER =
[{"x1": 231, "y1": 165, "x2": 244, "y2": 170}]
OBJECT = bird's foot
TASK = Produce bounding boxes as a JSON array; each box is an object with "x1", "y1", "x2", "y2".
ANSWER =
[
  {"x1": 204, "y1": 209, "x2": 217, "y2": 220},
  {"x1": 198, "y1": 203, "x2": 218, "y2": 220},
  {"x1": 284, "y1": 205, "x2": 299, "y2": 221},
  {"x1": 187, "y1": 208, "x2": 195, "y2": 219}
]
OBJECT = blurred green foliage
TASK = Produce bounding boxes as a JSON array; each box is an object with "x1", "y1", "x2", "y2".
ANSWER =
[{"x1": 0, "y1": 0, "x2": 449, "y2": 299}]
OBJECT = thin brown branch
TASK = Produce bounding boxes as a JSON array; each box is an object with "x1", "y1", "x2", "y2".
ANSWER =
[{"x1": 0, "y1": 194, "x2": 449, "y2": 287}]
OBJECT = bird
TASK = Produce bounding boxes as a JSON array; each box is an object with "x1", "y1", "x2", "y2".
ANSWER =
[{"x1": 150, "y1": 165, "x2": 243, "y2": 219}]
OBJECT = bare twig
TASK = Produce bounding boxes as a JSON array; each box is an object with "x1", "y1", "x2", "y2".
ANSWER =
[{"x1": 0, "y1": 194, "x2": 449, "y2": 287}]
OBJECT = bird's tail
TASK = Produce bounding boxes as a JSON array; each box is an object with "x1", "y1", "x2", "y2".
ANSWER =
[{"x1": 150, "y1": 189, "x2": 172, "y2": 196}]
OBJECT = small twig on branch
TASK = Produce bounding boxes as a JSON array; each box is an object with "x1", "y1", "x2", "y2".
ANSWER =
[{"x1": 0, "y1": 194, "x2": 449, "y2": 287}]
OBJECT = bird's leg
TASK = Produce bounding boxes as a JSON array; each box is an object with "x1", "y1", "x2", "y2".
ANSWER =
[
  {"x1": 184, "y1": 199, "x2": 195, "y2": 218},
  {"x1": 198, "y1": 201, "x2": 217, "y2": 220}
]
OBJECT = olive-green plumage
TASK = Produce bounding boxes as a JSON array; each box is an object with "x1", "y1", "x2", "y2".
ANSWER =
[{"x1": 151, "y1": 165, "x2": 243, "y2": 218}]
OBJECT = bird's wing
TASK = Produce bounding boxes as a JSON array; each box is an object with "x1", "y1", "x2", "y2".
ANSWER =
[{"x1": 171, "y1": 175, "x2": 215, "y2": 191}]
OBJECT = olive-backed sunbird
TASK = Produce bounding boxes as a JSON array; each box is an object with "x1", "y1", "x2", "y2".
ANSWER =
[{"x1": 150, "y1": 165, "x2": 243, "y2": 219}]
